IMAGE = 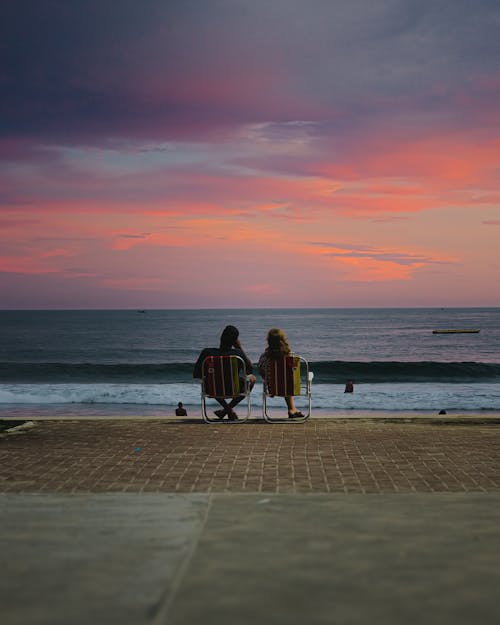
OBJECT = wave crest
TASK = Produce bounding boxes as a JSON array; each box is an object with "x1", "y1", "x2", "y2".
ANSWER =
[{"x1": 1, "y1": 360, "x2": 500, "y2": 384}]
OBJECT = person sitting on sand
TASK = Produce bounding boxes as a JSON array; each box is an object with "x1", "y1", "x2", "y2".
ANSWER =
[
  {"x1": 193, "y1": 325, "x2": 256, "y2": 421},
  {"x1": 175, "y1": 402, "x2": 187, "y2": 416},
  {"x1": 258, "y1": 328, "x2": 304, "y2": 419}
]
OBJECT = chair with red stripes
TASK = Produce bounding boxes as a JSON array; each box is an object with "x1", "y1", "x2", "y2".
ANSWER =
[
  {"x1": 262, "y1": 354, "x2": 313, "y2": 423},
  {"x1": 201, "y1": 355, "x2": 252, "y2": 423}
]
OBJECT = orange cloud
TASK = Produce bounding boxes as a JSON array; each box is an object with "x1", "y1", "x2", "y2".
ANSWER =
[
  {"x1": 305, "y1": 242, "x2": 456, "y2": 282},
  {"x1": 334, "y1": 256, "x2": 423, "y2": 282},
  {"x1": 391, "y1": 133, "x2": 496, "y2": 185},
  {"x1": 0, "y1": 255, "x2": 58, "y2": 275},
  {"x1": 305, "y1": 130, "x2": 500, "y2": 219}
]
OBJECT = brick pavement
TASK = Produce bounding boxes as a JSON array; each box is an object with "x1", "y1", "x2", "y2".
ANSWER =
[{"x1": 1, "y1": 419, "x2": 499, "y2": 493}]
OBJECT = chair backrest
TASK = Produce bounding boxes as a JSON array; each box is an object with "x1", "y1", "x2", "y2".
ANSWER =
[
  {"x1": 202, "y1": 355, "x2": 243, "y2": 398},
  {"x1": 265, "y1": 355, "x2": 302, "y2": 397}
]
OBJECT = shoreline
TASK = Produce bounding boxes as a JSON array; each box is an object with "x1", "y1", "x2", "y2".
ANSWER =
[{"x1": 2, "y1": 410, "x2": 500, "y2": 425}]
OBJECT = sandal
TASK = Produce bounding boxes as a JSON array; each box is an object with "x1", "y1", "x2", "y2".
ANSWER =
[{"x1": 288, "y1": 411, "x2": 305, "y2": 419}]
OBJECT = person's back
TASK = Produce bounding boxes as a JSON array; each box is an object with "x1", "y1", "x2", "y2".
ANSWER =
[
  {"x1": 193, "y1": 325, "x2": 255, "y2": 420},
  {"x1": 193, "y1": 327, "x2": 253, "y2": 379},
  {"x1": 175, "y1": 402, "x2": 187, "y2": 416},
  {"x1": 259, "y1": 328, "x2": 304, "y2": 419}
]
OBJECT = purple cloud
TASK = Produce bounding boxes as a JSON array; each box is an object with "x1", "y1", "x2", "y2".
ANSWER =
[{"x1": 1, "y1": 0, "x2": 499, "y2": 148}]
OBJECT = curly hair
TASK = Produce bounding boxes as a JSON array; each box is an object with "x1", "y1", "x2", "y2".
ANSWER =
[{"x1": 265, "y1": 328, "x2": 291, "y2": 359}]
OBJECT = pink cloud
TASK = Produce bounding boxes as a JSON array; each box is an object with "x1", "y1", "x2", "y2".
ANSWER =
[
  {"x1": 0, "y1": 255, "x2": 58, "y2": 275},
  {"x1": 304, "y1": 242, "x2": 456, "y2": 282}
]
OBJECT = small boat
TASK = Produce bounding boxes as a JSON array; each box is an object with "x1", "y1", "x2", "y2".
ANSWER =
[{"x1": 432, "y1": 329, "x2": 480, "y2": 334}]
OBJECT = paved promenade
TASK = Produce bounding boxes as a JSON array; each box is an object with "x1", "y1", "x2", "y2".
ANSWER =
[
  {"x1": 1, "y1": 418, "x2": 500, "y2": 625},
  {"x1": 1, "y1": 418, "x2": 500, "y2": 493}
]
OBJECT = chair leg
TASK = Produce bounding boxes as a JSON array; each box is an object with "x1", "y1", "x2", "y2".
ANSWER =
[
  {"x1": 202, "y1": 395, "x2": 251, "y2": 424},
  {"x1": 201, "y1": 397, "x2": 222, "y2": 423},
  {"x1": 262, "y1": 393, "x2": 311, "y2": 423}
]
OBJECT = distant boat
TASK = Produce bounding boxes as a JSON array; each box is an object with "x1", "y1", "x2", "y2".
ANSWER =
[
  {"x1": 432, "y1": 329, "x2": 480, "y2": 334},
  {"x1": 137, "y1": 310, "x2": 146, "y2": 314}
]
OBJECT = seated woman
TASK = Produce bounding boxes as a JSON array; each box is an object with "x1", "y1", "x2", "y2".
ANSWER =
[
  {"x1": 258, "y1": 328, "x2": 304, "y2": 419},
  {"x1": 193, "y1": 325, "x2": 256, "y2": 421}
]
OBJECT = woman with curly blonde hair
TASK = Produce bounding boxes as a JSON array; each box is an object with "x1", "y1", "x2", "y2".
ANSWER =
[{"x1": 258, "y1": 328, "x2": 304, "y2": 419}]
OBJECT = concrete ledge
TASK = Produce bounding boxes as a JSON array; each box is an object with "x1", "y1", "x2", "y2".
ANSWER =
[
  {"x1": 3, "y1": 493, "x2": 500, "y2": 625},
  {"x1": 1, "y1": 414, "x2": 500, "y2": 425}
]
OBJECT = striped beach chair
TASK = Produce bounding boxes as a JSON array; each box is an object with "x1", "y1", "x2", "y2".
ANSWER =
[
  {"x1": 262, "y1": 354, "x2": 313, "y2": 423},
  {"x1": 201, "y1": 355, "x2": 251, "y2": 423}
]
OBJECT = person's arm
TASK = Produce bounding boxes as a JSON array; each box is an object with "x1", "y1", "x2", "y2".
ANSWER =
[
  {"x1": 193, "y1": 349, "x2": 207, "y2": 379},
  {"x1": 234, "y1": 339, "x2": 253, "y2": 374},
  {"x1": 258, "y1": 354, "x2": 267, "y2": 378}
]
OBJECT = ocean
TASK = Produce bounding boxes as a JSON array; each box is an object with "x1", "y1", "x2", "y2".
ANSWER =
[{"x1": 0, "y1": 308, "x2": 499, "y2": 418}]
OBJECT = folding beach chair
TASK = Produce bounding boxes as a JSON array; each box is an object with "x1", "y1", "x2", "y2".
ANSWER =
[
  {"x1": 262, "y1": 354, "x2": 313, "y2": 423},
  {"x1": 201, "y1": 355, "x2": 251, "y2": 423}
]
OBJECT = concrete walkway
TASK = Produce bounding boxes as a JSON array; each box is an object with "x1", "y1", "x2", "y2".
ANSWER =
[{"x1": 1, "y1": 419, "x2": 500, "y2": 624}]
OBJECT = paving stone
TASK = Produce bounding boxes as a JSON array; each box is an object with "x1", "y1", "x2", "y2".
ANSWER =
[{"x1": 0, "y1": 420, "x2": 499, "y2": 493}]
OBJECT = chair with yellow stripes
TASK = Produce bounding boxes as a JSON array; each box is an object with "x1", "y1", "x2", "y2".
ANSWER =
[
  {"x1": 262, "y1": 354, "x2": 313, "y2": 423},
  {"x1": 201, "y1": 354, "x2": 252, "y2": 423}
]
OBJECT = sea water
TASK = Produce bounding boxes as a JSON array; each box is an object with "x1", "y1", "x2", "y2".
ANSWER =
[{"x1": 0, "y1": 308, "x2": 499, "y2": 417}]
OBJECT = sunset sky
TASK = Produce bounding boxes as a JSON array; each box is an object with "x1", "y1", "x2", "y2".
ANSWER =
[{"x1": 1, "y1": 0, "x2": 499, "y2": 309}]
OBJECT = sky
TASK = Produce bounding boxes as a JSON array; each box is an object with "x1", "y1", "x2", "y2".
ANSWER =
[{"x1": 1, "y1": 0, "x2": 499, "y2": 309}]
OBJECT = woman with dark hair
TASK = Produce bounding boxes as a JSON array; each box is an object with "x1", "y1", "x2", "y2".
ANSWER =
[
  {"x1": 258, "y1": 328, "x2": 304, "y2": 419},
  {"x1": 193, "y1": 325, "x2": 255, "y2": 420}
]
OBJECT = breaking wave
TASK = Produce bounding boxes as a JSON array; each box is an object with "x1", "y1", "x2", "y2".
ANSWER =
[{"x1": 1, "y1": 360, "x2": 499, "y2": 384}]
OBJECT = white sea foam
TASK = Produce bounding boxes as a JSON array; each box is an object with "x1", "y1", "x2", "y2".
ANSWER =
[{"x1": 0, "y1": 382, "x2": 499, "y2": 412}]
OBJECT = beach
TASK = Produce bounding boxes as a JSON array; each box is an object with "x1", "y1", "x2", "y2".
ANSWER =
[
  {"x1": 1, "y1": 308, "x2": 499, "y2": 418},
  {"x1": 1, "y1": 308, "x2": 500, "y2": 622}
]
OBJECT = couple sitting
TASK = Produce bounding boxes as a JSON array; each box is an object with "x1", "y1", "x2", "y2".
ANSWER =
[{"x1": 193, "y1": 325, "x2": 304, "y2": 420}]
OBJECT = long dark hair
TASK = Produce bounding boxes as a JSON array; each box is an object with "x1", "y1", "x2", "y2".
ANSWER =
[{"x1": 220, "y1": 325, "x2": 239, "y2": 349}]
